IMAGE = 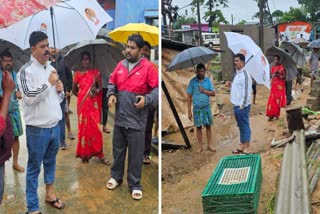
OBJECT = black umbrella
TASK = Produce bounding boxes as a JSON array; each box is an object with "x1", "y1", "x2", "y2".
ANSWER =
[
  {"x1": 167, "y1": 46, "x2": 218, "y2": 71},
  {"x1": 0, "y1": 40, "x2": 30, "y2": 72},
  {"x1": 280, "y1": 41, "x2": 306, "y2": 67},
  {"x1": 266, "y1": 46, "x2": 297, "y2": 81},
  {"x1": 64, "y1": 39, "x2": 124, "y2": 74}
]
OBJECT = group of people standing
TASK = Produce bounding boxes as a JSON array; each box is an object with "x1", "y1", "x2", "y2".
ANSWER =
[
  {"x1": 0, "y1": 31, "x2": 158, "y2": 214},
  {"x1": 187, "y1": 53, "x2": 253, "y2": 155},
  {"x1": 187, "y1": 45, "x2": 319, "y2": 156}
]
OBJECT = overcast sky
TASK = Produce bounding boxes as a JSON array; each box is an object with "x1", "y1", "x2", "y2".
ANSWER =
[{"x1": 172, "y1": 0, "x2": 300, "y2": 24}]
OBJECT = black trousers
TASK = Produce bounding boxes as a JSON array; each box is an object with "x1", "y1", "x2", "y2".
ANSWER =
[
  {"x1": 102, "y1": 88, "x2": 109, "y2": 126},
  {"x1": 144, "y1": 106, "x2": 156, "y2": 157},
  {"x1": 286, "y1": 80, "x2": 293, "y2": 105}
]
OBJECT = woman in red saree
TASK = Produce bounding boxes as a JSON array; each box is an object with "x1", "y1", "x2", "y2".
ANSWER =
[
  {"x1": 266, "y1": 55, "x2": 287, "y2": 121},
  {"x1": 72, "y1": 51, "x2": 109, "y2": 164}
]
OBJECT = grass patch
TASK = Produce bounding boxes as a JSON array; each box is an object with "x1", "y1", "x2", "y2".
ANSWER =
[
  {"x1": 278, "y1": 118, "x2": 285, "y2": 128},
  {"x1": 211, "y1": 64, "x2": 221, "y2": 71},
  {"x1": 308, "y1": 159, "x2": 320, "y2": 169},
  {"x1": 272, "y1": 153, "x2": 283, "y2": 161},
  {"x1": 265, "y1": 192, "x2": 276, "y2": 214},
  {"x1": 212, "y1": 54, "x2": 221, "y2": 62}
]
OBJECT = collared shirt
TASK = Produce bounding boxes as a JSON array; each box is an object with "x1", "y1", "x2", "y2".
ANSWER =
[
  {"x1": 187, "y1": 76, "x2": 214, "y2": 108},
  {"x1": 17, "y1": 56, "x2": 64, "y2": 128},
  {"x1": 310, "y1": 51, "x2": 319, "y2": 71},
  {"x1": 230, "y1": 68, "x2": 252, "y2": 108}
]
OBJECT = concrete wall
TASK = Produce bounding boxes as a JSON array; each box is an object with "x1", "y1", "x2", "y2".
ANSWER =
[
  {"x1": 98, "y1": 0, "x2": 115, "y2": 30},
  {"x1": 220, "y1": 24, "x2": 275, "y2": 80},
  {"x1": 105, "y1": 9, "x2": 115, "y2": 30},
  {"x1": 115, "y1": 0, "x2": 158, "y2": 28},
  {"x1": 99, "y1": 0, "x2": 158, "y2": 30}
]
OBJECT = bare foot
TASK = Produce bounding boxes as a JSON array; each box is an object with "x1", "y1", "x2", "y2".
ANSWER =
[
  {"x1": 207, "y1": 146, "x2": 216, "y2": 152},
  {"x1": 13, "y1": 164, "x2": 25, "y2": 172},
  {"x1": 196, "y1": 147, "x2": 203, "y2": 153},
  {"x1": 242, "y1": 150, "x2": 253, "y2": 155},
  {"x1": 28, "y1": 211, "x2": 42, "y2": 214}
]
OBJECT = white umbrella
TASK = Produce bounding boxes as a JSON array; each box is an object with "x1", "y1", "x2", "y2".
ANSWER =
[
  {"x1": 0, "y1": 0, "x2": 112, "y2": 50},
  {"x1": 291, "y1": 37, "x2": 309, "y2": 49},
  {"x1": 308, "y1": 39, "x2": 320, "y2": 49},
  {"x1": 224, "y1": 32, "x2": 270, "y2": 89}
]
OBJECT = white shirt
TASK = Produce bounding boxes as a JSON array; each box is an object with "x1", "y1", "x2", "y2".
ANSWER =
[
  {"x1": 310, "y1": 51, "x2": 319, "y2": 71},
  {"x1": 17, "y1": 56, "x2": 64, "y2": 128},
  {"x1": 230, "y1": 68, "x2": 252, "y2": 108}
]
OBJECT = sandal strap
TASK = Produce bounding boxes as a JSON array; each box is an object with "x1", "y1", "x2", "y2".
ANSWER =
[{"x1": 132, "y1": 190, "x2": 143, "y2": 200}]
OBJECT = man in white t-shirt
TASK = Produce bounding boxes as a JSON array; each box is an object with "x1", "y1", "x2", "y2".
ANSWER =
[
  {"x1": 226, "y1": 53, "x2": 253, "y2": 154},
  {"x1": 17, "y1": 31, "x2": 65, "y2": 213}
]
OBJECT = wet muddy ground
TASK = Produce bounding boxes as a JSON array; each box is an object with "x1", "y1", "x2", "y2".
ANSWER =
[
  {"x1": 162, "y1": 80, "x2": 320, "y2": 213},
  {"x1": 1, "y1": 98, "x2": 158, "y2": 214}
]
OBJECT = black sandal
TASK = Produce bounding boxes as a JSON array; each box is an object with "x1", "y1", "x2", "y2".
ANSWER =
[
  {"x1": 241, "y1": 151, "x2": 256, "y2": 155},
  {"x1": 45, "y1": 198, "x2": 65, "y2": 209},
  {"x1": 100, "y1": 158, "x2": 111, "y2": 165},
  {"x1": 232, "y1": 149, "x2": 243, "y2": 154},
  {"x1": 143, "y1": 156, "x2": 151, "y2": 165}
]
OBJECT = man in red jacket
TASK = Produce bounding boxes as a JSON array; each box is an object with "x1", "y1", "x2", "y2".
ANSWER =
[{"x1": 106, "y1": 34, "x2": 158, "y2": 200}]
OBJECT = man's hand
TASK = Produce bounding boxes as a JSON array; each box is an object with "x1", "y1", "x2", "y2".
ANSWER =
[
  {"x1": 56, "y1": 80, "x2": 64, "y2": 92},
  {"x1": 15, "y1": 90, "x2": 22, "y2": 99},
  {"x1": 2, "y1": 71, "x2": 15, "y2": 94},
  {"x1": 188, "y1": 111, "x2": 192, "y2": 121},
  {"x1": 48, "y1": 70, "x2": 58, "y2": 85},
  {"x1": 108, "y1": 95, "x2": 117, "y2": 108},
  {"x1": 199, "y1": 85, "x2": 205, "y2": 93},
  {"x1": 134, "y1": 95, "x2": 145, "y2": 109}
]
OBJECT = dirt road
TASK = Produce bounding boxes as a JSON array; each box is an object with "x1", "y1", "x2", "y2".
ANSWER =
[{"x1": 162, "y1": 80, "x2": 320, "y2": 213}]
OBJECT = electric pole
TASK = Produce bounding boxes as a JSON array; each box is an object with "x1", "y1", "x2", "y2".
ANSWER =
[
  {"x1": 259, "y1": 0, "x2": 264, "y2": 51},
  {"x1": 197, "y1": 0, "x2": 202, "y2": 46}
]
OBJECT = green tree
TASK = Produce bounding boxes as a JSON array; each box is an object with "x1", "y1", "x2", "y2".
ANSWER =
[
  {"x1": 272, "y1": 10, "x2": 284, "y2": 22},
  {"x1": 298, "y1": 0, "x2": 320, "y2": 22},
  {"x1": 252, "y1": 10, "x2": 273, "y2": 24},
  {"x1": 252, "y1": 0, "x2": 273, "y2": 24},
  {"x1": 279, "y1": 7, "x2": 307, "y2": 22},
  {"x1": 173, "y1": 15, "x2": 197, "y2": 29},
  {"x1": 191, "y1": 0, "x2": 229, "y2": 27},
  {"x1": 237, "y1": 20, "x2": 247, "y2": 25}
]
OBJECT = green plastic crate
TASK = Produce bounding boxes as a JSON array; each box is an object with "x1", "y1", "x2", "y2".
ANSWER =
[{"x1": 202, "y1": 154, "x2": 262, "y2": 214}]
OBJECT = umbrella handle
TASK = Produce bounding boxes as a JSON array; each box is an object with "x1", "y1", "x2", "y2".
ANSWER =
[{"x1": 245, "y1": 55, "x2": 254, "y2": 65}]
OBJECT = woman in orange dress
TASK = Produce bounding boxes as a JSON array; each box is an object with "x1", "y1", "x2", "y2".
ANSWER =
[
  {"x1": 72, "y1": 51, "x2": 109, "y2": 164},
  {"x1": 266, "y1": 55, "x2": 287, "y2": 121}
]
